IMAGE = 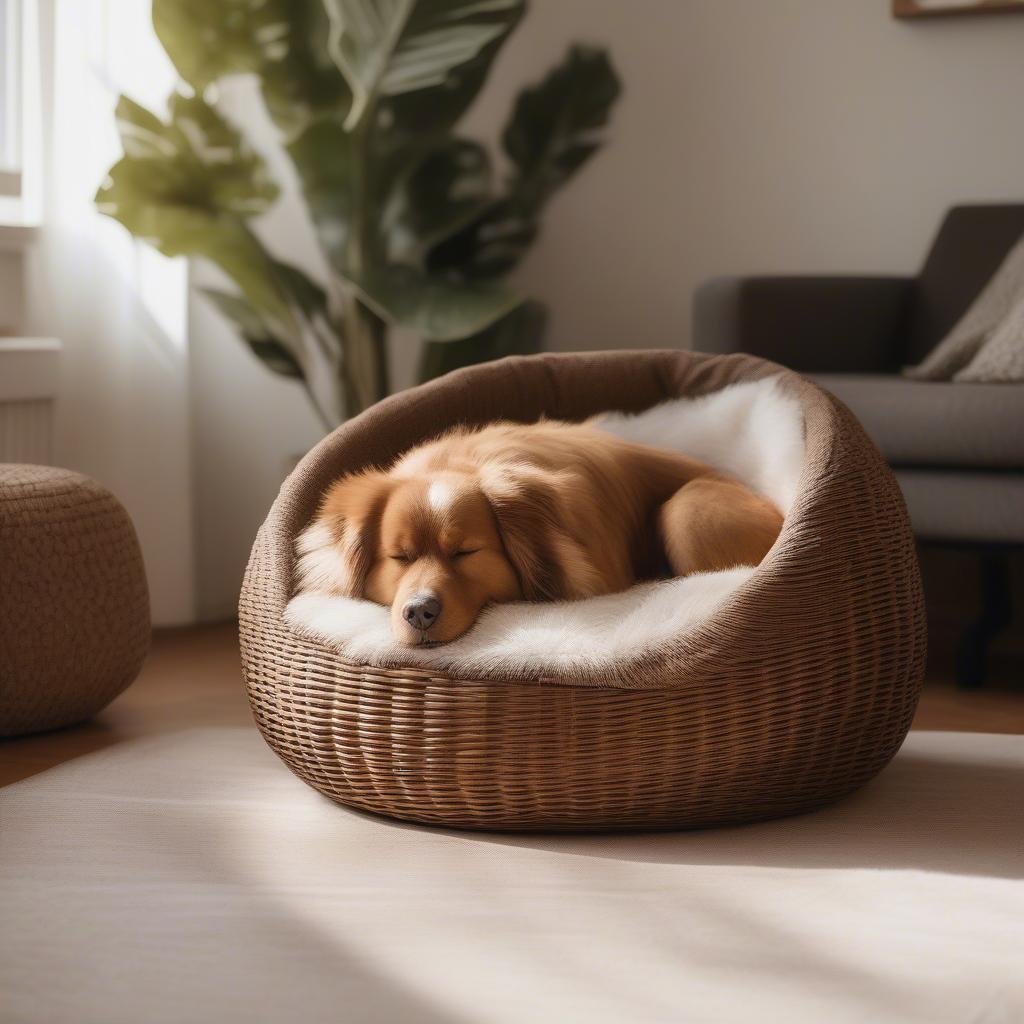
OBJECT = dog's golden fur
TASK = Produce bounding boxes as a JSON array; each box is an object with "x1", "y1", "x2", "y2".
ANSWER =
[{"x1": 300, "y1": 420, "x2": 783, "y2": 646}]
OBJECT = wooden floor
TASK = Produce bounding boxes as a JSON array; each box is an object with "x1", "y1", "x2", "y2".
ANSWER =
[{"x1": 1, "y1": 622, "x2": 1022, "y2": 788}]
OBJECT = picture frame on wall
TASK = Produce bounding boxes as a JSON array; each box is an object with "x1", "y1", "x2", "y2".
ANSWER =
[{"x1": 894, "y1": 0, "x2": 1024, "y2": 17}]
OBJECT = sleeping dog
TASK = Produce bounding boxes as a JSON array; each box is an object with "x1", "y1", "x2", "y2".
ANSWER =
[{"x1": 295, "y1": 420, "x2": 783, "y2": 647}]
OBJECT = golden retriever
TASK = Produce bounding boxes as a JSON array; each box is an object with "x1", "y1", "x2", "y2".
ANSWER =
[{"x1": 296, "y1": 420, "x2": 782, "y2": 647}]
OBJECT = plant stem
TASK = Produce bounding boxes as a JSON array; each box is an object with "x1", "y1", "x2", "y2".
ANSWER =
[
  {"x1": 337, "y1": 94, "x2": 390, "y2": 418},
  {"x1": 339, "y1": 296, "x2": 388, "y2": 417}
]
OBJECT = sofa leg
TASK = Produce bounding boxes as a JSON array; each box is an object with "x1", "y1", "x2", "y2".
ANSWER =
[{"x1": 955, "y1": 551, "x2": 1013, "y2": 690}]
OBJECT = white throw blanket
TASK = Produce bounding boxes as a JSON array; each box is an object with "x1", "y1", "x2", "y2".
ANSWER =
[{"x1": 285, "y1": 375, "x2": 805, "y2": 676}]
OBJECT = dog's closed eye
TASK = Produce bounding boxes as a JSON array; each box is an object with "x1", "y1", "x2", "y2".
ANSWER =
[{"x1": 391, "y1": 549, "x2": 477, "y2": 562}]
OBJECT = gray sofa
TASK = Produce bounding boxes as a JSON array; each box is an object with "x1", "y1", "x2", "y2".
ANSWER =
[{"x1": 693, "y1": 204, "x2": 1024, "y2": 687}]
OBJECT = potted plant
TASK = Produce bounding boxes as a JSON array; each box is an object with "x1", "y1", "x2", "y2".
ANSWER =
[{"x1": 96, "y1": 0, "x2": 621, "y2": 426}]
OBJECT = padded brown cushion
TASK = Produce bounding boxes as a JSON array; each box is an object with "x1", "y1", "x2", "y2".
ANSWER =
[
  {"x1": 240, "y1": 350, "x2": 925, "y2": 831},
  {"x1": 0, "y1": 465, "x2": 150, "y2": 737}
]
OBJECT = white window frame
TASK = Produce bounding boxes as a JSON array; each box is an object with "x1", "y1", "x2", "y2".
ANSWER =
[{"x1": 0, "y1": 0, "x2": 22, "y2": 197}]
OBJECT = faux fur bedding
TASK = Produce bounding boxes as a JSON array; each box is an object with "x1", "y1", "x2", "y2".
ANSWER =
[{"x1": 284, "y1": 376, "x2": 805, "y2": 676}]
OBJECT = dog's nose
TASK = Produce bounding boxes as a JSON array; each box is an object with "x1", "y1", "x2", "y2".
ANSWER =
[{"x1": 403, "y1": 594, "x2": 442, "y2": 631}]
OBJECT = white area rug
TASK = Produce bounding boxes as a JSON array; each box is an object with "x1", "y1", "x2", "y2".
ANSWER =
[
  {"x1": 1, "y1": 729, "x2": 1022, "y2": 1023},
  {"x1": 286, "y1": 376, "x2": 805, "y2": 676}
]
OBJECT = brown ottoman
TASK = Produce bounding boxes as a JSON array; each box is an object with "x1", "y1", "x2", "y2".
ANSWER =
[{"x1": 0, "y1": 465, "x2": 150, "y2": 737}]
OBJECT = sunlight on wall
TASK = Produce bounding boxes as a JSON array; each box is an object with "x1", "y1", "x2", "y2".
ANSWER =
[{"x1": 46, "y1": 0, "x2": 186, "y2": 349}]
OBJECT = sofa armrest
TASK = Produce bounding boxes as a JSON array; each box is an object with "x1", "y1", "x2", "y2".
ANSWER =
[{"x1": 692, "y1": 276, "x2": 915, "y2": 373}]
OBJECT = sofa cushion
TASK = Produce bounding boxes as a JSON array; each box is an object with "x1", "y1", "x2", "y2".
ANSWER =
[{"x1": 812, "y1": 374, "x2": 1024, "y2": 469}]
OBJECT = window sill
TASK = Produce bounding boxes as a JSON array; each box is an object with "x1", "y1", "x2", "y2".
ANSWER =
[
  {"x1": 0, "y1": 222, "x2": 38, "y2": 250},
  {"x1": 0, "y1": 168, "x2": 21, "y2": 196},
  {"x1": 0, "y1": 337, "x2": 61, "y2": 401},
  {"x1": 0, "y1": 170, "x2": 22, "y2": 197}
]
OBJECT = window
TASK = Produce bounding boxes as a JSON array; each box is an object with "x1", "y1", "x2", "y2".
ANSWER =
[{"x1": 0, "y1": 0, "x2": 22, "y2": 197}]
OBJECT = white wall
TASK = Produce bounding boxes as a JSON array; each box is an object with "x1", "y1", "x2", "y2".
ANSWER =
[
  {"x1": 476, "y1": 0, "x2": 1024, "y2": 353},
  {"x1": 189, "y1": 264, "x2": 323, "y2": 621},
  {"x1": 190, "y1": 0, "x2": 1024, "y2": 620},
  {"x1": 188, "y1": 79, "x2": 328, "y2": 620}
]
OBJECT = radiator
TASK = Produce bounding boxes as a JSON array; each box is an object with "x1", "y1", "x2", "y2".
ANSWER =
[{"x1": 0, "y1": 339, "x2": 61, "y2": 465}]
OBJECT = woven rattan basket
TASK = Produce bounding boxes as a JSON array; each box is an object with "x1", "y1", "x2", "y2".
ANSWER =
[{"x1": 240, "y1": 350, "x2": 925, "y2": 831}]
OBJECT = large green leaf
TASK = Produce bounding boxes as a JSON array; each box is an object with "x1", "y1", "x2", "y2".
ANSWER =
[
  {"x1": 97, "y1": 93, "x2": 290, "y2": 321},
  {"x1": 418, "y1": 299, "x2": 545, "y2": 382},
  {"x1": 323, "y1": 0, "x2": 524, "y2": 131},
  {"x1": 286, "y1": 116, "x2": 369, "y2": 270},
  {"x1": 202, "y1": 288, "x2": 304, "y2": 379},
  {"x1": 287, "y1": 117, "x2": 508, "y2": 339},
  {"x1": 425, "y1": 196, "x2": 535, "y2": 281},
  {"x1": 349, "y1": 263, "x2": 521, "y2": 341},
  {"x1": 426, "y1": 44, "x2": 621, "y2": 280},
  {"x1": 286, "y1": 114, "x2": 420, "y2": 273},
  {"x1": 387, "y1": 137, "x2": 492, "y2": 259},
  {"x1": 96, "y1": 89, "x2": 348, "y2": 418},
  {"x1": 201, "y1": 264, "x2": 335, "y2": 368},
  {"x1": 270, "y1": 261, "x2": 333, "y2": 328},
  {"x1": 502, "y1": 45, "x2": 620, "y2": 202},
  {"x1": 203, "y1": 283, "x2": 349, "y2": 427},
  {"x1": 109, "y1": 93, "x2": 279, "y2": 217},
  {"x1": 152, "y1": 0, "x2": 349, "y2": 135}
]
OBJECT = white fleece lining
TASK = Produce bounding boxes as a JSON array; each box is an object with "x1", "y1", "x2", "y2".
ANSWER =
[{"x1": 285, "y1": 376, "x2": 805, "y2": 677}]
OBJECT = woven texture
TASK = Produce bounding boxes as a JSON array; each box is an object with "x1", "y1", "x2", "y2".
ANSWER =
[
  {"x1": 239, "y1": 351, "x2": 926, "y2": 831},
  {"x1": 0, "y1": 465, "x2": 150, "y2": 737}
]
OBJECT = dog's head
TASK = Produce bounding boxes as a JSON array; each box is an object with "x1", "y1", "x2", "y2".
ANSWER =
[{"x1": 296, "y1": 463, "x2": 595, "y2": 645}]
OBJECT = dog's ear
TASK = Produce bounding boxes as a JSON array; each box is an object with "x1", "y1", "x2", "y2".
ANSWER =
[
  {"x1": 482, "y1": 464, "x2": 599, "y2": 601},
  {"x1": 295, "y1": 470, "x2": 392, "y2": 597}
]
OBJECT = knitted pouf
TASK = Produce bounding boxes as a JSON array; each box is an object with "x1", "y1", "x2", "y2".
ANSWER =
[{"x1": 0, "y1": 465, "x2": 150, "y2": 737}]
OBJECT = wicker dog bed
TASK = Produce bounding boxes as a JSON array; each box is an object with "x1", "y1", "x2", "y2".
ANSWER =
[{"x1": 240, "y1": 351, "x2": 925, "y2": 831}]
